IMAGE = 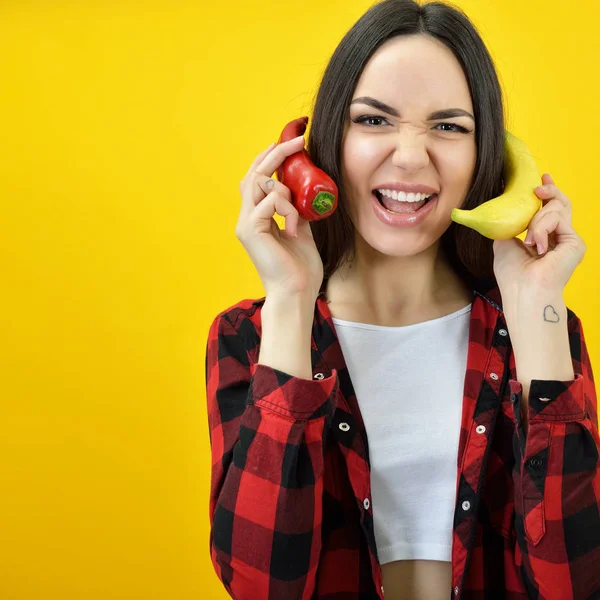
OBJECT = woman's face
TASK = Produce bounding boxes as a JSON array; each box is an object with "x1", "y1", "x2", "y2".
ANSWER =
[{"x1": 341, "y1": 34, "x2": 477, "y2": 257}]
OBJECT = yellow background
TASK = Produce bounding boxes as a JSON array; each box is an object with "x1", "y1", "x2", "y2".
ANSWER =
[{"x1": 0, "y1": 1, "x2": 598, "y2": 598}]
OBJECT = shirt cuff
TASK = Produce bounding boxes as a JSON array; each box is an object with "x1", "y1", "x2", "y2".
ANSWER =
[
  {"x1": 249, "y1": 363, "x2": 339, "y2": 420},
  {"x1": 508, "y1": 373, "x2": 586, "y2": 421}
]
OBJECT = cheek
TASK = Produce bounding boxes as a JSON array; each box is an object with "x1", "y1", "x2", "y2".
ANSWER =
[
  {"x1": 437, "y1": 147, "x2": 476, "y2": 187},
  {"x1": 343, "y1": 136, "x2": 382, "y2": 171}
]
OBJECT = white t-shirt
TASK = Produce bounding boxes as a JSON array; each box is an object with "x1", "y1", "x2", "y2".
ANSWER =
[{"x1": 331, "y1": 303, "x2": 472, "y2": 564}]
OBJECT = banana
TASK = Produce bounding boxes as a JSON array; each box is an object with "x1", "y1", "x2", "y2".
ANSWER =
[{"x1": 451, "y1": 130, "x2": 542, "y2": 240}]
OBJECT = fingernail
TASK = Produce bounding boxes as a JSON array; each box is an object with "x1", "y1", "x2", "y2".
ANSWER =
[{"x1": 537, "y1": 242, "x2": 544, "y2": 255}]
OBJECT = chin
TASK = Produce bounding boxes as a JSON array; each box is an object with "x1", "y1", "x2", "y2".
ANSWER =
[{"x1": 357, "y1": 228, "x2": 440, "y2": 258}]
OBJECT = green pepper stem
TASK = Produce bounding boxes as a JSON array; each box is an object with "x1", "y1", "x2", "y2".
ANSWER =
[{"x1": 312, "y1": 192, "x2": 334, "y2": 215}]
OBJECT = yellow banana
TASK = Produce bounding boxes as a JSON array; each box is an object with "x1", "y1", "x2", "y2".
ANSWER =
[{"x1": 451, "y1": 130, "x2": 542, "y2": 240}]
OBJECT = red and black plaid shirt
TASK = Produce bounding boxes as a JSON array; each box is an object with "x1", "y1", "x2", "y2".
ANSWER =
[{"x1": 205, "y1": 277, "x2": 600, "y2": 600}]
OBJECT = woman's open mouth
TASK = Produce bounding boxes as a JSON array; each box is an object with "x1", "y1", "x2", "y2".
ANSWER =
[{"x1": 373, "y1": 190, "x2": 437, "y2": 214}]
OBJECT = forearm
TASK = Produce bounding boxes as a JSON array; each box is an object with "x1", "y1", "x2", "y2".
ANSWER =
[
  {"x1": 258, "y1": 293, "x2": 317, "y2": 380},
  {"x1": 503, "y1": 288, "x2": 575, "y2": 436}
]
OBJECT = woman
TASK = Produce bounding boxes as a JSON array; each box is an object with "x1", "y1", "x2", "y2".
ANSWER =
[{"x1": 205, "y1": 1, "x2": 599, "y2": 598}]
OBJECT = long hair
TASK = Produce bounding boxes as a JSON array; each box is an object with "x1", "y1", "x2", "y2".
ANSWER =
[{"x1": 306, "y1": 0, "x2": 506, "y2": 294}]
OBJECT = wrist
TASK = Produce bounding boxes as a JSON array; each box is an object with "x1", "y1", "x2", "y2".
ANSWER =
[
  {"x1": 262, "y1": 294, "x2": 317, "y2": 338},
  {"x1": 502, "y1": 289, "x2": 571, "y2": 374},
  {"x1": 264, "y1": 291, "x2": 318, "y2": 315},
  {"x1": 502, "y1": 286, "x2": 565, "y2": 324}
]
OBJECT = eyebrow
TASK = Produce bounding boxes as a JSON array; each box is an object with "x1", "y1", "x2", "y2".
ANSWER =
[{"x1": 350, "y1": 96, "x2": 475, "y2": 121}]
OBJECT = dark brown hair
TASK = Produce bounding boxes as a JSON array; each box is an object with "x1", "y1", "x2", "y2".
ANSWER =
[{"x1": 306, "y1": 0, "x2": 507, "y2": 294}]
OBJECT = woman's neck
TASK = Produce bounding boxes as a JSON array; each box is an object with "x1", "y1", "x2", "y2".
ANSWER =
[{"x1": 324, "y1": 245, "x2": 473, "y2": 327}]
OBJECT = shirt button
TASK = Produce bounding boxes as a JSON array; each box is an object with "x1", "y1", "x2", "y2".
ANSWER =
[
  {"x1": 313, "y1": 373, "x2": 325, "y2": 380},
  {"x1": 339, "y1": 422, "x2": 350, "y2": 432},
  {"x1": 364, "y1": 498, "x2": 370, "y2": 510},
  {"x1": 476, "y1": 425, "x2": 486, "y2": 434},
  {"x1": 490, "y1": 372, "x2": 499, "y2": 381},
  {"x1": 499, "y1": 329, "x2": 508, "y2": 337},
  {"x1": 462, "y1": 500, "x2": 471, "y2": 511},
  {"x1": 454, "y1": 586, "x2": 459, "y2": 596},
  {"x1": 511, "y1": 393, "x2": 517, "y2": 403}
]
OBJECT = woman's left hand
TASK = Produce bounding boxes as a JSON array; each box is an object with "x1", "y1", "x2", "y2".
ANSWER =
[{"x1": 492, "y1": 173, "x2": 586, "y2": 295}]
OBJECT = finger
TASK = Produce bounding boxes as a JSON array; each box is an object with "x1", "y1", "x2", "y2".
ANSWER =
[
  {"x1": 524, "y1": 200, "x2": 568, "y2": 245},
  {"x1": 254, "y1": 174, "x2": 292, "y2": 207},
  {"x1": 239, "y1": 173, "x2": 293, "y2": 221},
  {"x1": 246, "y1": 142, "x2": 278, "y2": 177},
  {"x1": 250, "y1": 191, "x2": 299, "y2": 238},
  {"x1": 255, "y1": 135, "x2": 306, "y2": 178},
  {"x1": 531, "y1": 211, "x2": 559, "y2": 255},
  {"x1": 528, "y1": 211, "x2": 577, "y2": 255},
  {"x1": 534, "y1": 183, "x2": 571, "y2": 210},
  {"x1": 240, "y1": 142, "x2": 278, "y2": 198}
]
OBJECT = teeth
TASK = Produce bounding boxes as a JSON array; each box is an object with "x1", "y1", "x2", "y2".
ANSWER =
[{"x1": 376, "y1": 189, "x2": 434, "y2": 202}]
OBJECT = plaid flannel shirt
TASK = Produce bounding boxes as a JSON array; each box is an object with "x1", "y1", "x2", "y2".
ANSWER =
[{"x1": 205, "y1": 277, "x2": 600, "y2": 599}]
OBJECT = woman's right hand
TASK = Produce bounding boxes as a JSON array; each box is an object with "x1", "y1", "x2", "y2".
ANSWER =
[{"x1": 236, "y1": 136, "x2": 325, "y2": 300}]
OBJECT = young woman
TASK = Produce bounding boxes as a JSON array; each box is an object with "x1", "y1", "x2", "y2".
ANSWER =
[{"x1": 205, "y1": 1, "x2": 599, "y2": 598}]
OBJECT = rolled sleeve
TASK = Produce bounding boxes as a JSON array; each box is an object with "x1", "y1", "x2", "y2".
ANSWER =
[
  {"x1": 249, "y1": 363, "x2": 339, "y2": 421},
  {"x1": 509, "y1": 374, "x2": 586, "y2": 423}
]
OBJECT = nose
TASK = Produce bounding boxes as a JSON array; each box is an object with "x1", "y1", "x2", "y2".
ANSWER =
[{"x1": 391, "y1": 131, "x2": 430, "y2": 171}]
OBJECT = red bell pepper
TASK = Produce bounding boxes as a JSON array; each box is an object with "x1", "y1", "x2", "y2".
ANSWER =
[{"x1": 276, "y1": 116, "x2": 339, "y2": 222}]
